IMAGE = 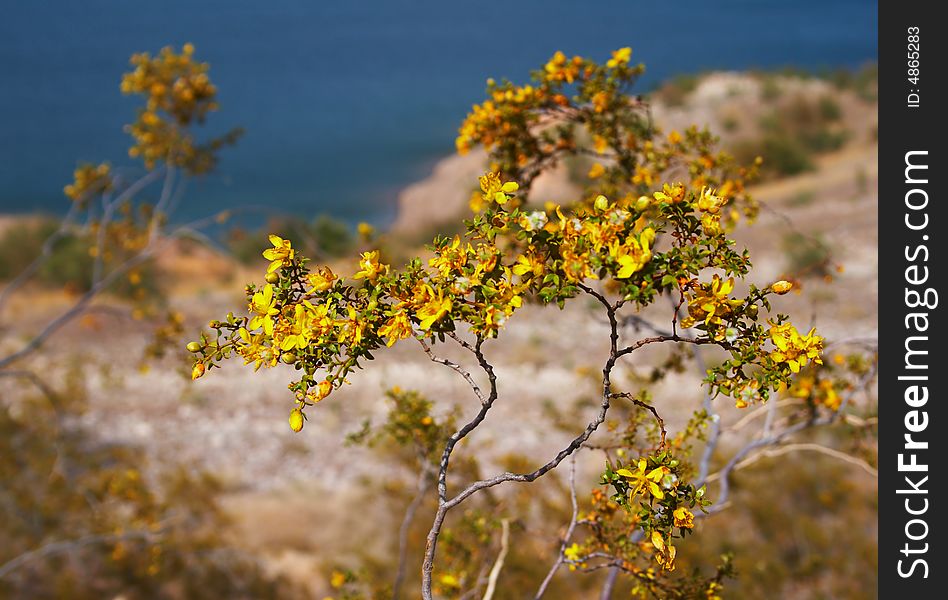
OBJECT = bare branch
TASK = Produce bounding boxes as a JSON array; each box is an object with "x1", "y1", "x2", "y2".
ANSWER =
[
  {"x1": 724, "y1": 442, "x2": 878, "y2": 478},
  {"x1": 418, "y1": 338, "x2": 485, "y2": 404},
  {"x1": 481, "y1": 518, "x2": 510, "y2": 600},
  {"x1": 599, "y1": 566, "x2": 620, "y2": 600},
  {"x1": 0, "y1": 201, "x2": 81, "y2": 317},
  {"x1": 534, "y1": 454, "x2": 579, "y2": 599},
  {"x1": 0, "y1": 529, "x2": 161, "y2": 580},
  {"x1": 0, "y1": 369, "x2": 60, "y2": 405},
  {"x1": 610, "y1": 392, "x2": 666, "y2": 448},
  {"x1": 392, "y1": 464, "x2": 434, "y2": 600}
]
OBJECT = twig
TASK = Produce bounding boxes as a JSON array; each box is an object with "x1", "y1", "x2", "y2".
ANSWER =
[
  {"x1": 481, "y1": 518, "x2": 510, "y2": 600},
  {"x1": 709, "y1": 442, "x2": 878, "y2": 480},
  {"x1": 0, "y1": 529, "x2": 161, "y2": 580},
  {"x1": 599, "y1": 566, "x2": 620, "y2": 600},
  {"x1": 610, "y1": 392, "x2": 666, "y2": 448},
  {"x1": 534, "y1": 455, "x2": 579, "y2": 599},
  {"x1": 392, "y1": 464, "x2": 434, "y2": 600}
]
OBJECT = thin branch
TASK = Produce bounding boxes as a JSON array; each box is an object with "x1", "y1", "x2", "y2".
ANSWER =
[
  {"x1": 481, "y1": 518, "x2": 510, "y2": 600},
  {"x1": 534, "y1": 454, "x2": 579, "y2": 599},
  {"x1": 723, "y1": 442, "x2": 878, "y2": 478},
  {"x1": 418, "y1": 338, "x2": 485, "y2": 404},
  {"x1": 392, "y1": 464, "x2": 434, "y2": 600},
  {"x1": 0, "y1": 529, "x2": 161, "y2": 580},
  {"x1": 0, "y1": 370, "x2": 60, "y2": 405},
  {"x1": 695, "y1": 346, "x2": 720, "y2": 485},
  {"x1": 0, "y1": 201, "x2": 81, "y2": 317},
  {"x1": 610, "y1": 392, "x2": 666, "y2": 448},
  {"x1": 421, "y1": 286, "x2": 623, "y2": 600},
  {"x1": 599, "y1": 566, "x2": 620, "y2": 600}
]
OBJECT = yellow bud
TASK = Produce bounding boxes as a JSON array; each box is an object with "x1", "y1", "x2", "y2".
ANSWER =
[
  {"x1": 289, "y1": 408, "x2": 304, "y2": 432},
  {"x1": 501, "y1": 181, "x2": 519, "y2": 193},
  {"x1": 634, "y1": 196, "x2": 650, "y2": 211},
  {"x1": 771, "y1": 280, "x2": 793, "y2": 295},
  {"x1": 594, "y1": 195, "x2": 609, "y2": 211},
  {"x1": 186, "y1": 341, "x2": 203, "y2": 353},
  {"x1": 281, "y1": 353, "x2": 297, "y2": 364},
  {"x1": 264, "y1": 272, "x2": 280, "y2": 284},
  {"x1": 191, "y1": 363, "x2": 205, "y2": 380}
]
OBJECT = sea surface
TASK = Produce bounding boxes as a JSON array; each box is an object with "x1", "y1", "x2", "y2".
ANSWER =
[{"x1": 0, "y1": 1, "x2": 877, "y2": 226}]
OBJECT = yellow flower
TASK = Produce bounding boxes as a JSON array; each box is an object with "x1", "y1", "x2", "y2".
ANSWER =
[
  {"x1": 439, "y1": 574, "x2": 460, "y2": 589},
  {"x1": 588, "y1": 163, "x2": 606, "y2": 179},
  {"x1": 696, "y1": 186, "x2": 725, "y2": 214},
  {"x1": 564, "y1": 543, "x2": 582, "y2": 562},
  {"x1": 357, "y1": 222, "x2": 375, "y2": 239},
  {"x1": 307, "y1": 266, "x2": 337, "y2": 292},
  {"x1": 701, "y1": 213, "x2": 721, "y2": 236},
  {"x1": 651, "y1": 531, "x2": 677, "y2": 571},
  {"x1": 277, "y1": 303, "x2": 314, "y2": 351},
  {"x1": 237, "y1": 327, "x2": 272, "y2": 371},
  {"x1": 336, "y1": 306, "x2": 367, "y2": 345},
  {"x1": 289, "y1": 408, "x2": 304, "y2": 432},
  {"x1": 379, "y1": 311, "x2": 413, "y2": 347},
  {"x1": 770, "y1": 322, "x2": 823, "y2": 373},
  {"x1": 673, "y1": 506, "x2": 695, "y2": 529},
  {"x1": 686, "y1": 275, "x2": 741, "y2": 326},
  {"x1": 479, "y1": 172, "x2": 518, "y2": 205},
  {"x1": 771, "y1": 280, "x2": 793, "y2": 294},
  {"x1": 429, "y1": 236, "x2": 470, "y2": 278},
  {"x1": 329, "y1": 570, "x2": 346, "y2": 588},
  {"x1": 606, "y1": 46, "x2": 632, "y2": 68},
  {"x1": 512, "y1": 251, "x2": 545, "y2": 280},
  {"x1": 591, "y1": 90, "x2": 610, "y2": 113},
  {"x1": 354, "y1": 250, "x2": 387, "y2": 282},
  {"x1": 592, "y1": 134, "x2": 608, "y2": 154},
  {"x1": 248, "y1": 284, "x2": 279, "y2": 336},
  {"x1": 262, "y1": 234, "x2": 294, "y2": 273},
  {"x1": 612, "y1": 228, "x2": 655, "y2": 279},
  {"x1": 653, "y1": 182, "x2": 686, "y2": 204},
  {"x1": 417, "y1": 287, "x2": 452, "y2": 330},
  {"x1": 191, "y1": 362, "x2": 205, "y2": 380},
  {"x1": 616, "y1": 458, "x2": 668, "y2": 500}
]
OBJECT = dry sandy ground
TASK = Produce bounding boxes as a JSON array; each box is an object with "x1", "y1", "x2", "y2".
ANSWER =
[{"x1": 1, "y1": 72, "x2": 878, "y2": 594}]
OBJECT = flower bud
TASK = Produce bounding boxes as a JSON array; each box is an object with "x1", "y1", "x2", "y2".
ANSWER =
[
  {"x1": 186, "y1": 341, "x2": 203, "y2": 353},
  {"x1": 191, "y1": 363, "x2": 206, "y2": 380},
  {"x1": 265, "y1": 272, "x2": 280, "y2": 284},
  {"x1": 281, "y1": 353, "x2": 297, "y2": 364},
  {"x1": 594, "y1": 194, "x2": 609, "y2": 211},
  {"x1": 771, "y1": 280, "x2": 793, "y2": 295},
  {"x1": 289, "y1": 408, "x2": 304, "y2": 432}
]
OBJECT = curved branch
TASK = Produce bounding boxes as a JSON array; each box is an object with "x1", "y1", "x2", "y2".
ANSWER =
[{"x1": 0, "y1": 529, "x2": 161, "y2": 580}]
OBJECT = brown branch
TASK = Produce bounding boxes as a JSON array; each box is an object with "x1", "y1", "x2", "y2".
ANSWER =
[{"x1": 610, "y1": 392, "x2": 666, "y2": 448}]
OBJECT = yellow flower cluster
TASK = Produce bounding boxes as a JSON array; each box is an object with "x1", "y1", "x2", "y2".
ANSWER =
[
  {"x1": 121, "y1": 43, "x2": 217, "y2": 126},
  {"x1": 684, "y1": 275, "x2": 743, "y2": 328},
  {"x1": 64, "y1": 163, "x2": 112, "y2": 203},
  {"x1": 790, "y1": 374, "x2": 841, "y2": 410},
  {"x1": 120, "y1": 44, "x2": 237, "y2": 173},
  {"x1": 769, "y1": 322, "x2": 823, "y2": 373}
]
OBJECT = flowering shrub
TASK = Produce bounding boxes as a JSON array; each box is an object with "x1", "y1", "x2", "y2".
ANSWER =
[{"x1": 188, "y1": 49, "x2": 876, "y2": 598}]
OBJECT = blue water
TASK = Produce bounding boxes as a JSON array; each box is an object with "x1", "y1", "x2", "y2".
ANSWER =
[{"x1": 0, "y1": 1, "x2": 877, "y2": 227}]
